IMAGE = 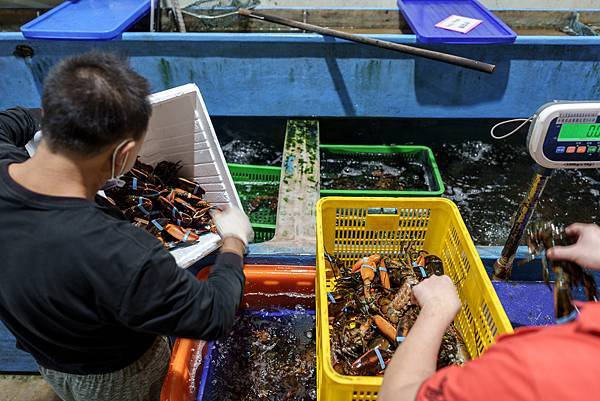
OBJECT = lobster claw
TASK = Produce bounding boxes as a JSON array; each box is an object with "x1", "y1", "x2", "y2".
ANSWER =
[
  {"x1": 172, "y1": 187, "x2": 204, "y2": 204},
  {"x1": 415, "y1": 250, "x2": 428, "y2": 267},
  {"x1": 173, "y1": 197, "x2": 198, "y2": 215},
  {"x1": 353, "y1": 256, "x2": 368, "y2": 273},
  {"x1": 373, "y1": 314, "x2": 397, "y2": 344},
  {"x1": 146, "y1": 218, "x2": 171, "y2": 241},
  {"x1": 133, "y1": 158, "x2": 154, "y2": 175},
  {"x1": 351, "y1": 345, "x2": 391, "y2": 376},
  {"x1": 554, "y1": 268, "x2": 576, "y2": 323},
  {"x1": 352, "y1": 254, "x2": 381, "y2": 272},
  {"x1": 352, "y1": 255, "x2": 381, "y2": 300},
  {"x1": 177, "y1": 177, "x2": 205, "y2": 196},
  {"x1": 128, "y1": 167, "x2": 151, "y2": 181},
  {"x1": 164, "y1": 224, "x2": 201, "y2": 243},
  {"x1": 541, "y1": 251, "x2": 551, "y2": 290},
  {"x1": 424, "y1": 255, "x2": 444, "y2": 276},
  {"x1": 379, "y1": 259, "x2": 391, "y2": 290}
]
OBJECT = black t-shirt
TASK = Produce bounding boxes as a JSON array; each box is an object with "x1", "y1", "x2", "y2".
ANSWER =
[{"x1": 0, "y1": 108, "x2": 245, "y2": 374}]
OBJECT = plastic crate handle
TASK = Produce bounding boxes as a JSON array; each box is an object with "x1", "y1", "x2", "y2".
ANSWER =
[
  {"x1": 366, "y1": 207, "x2": 401, "y2": 232},
  {"x1": 367, "y1": 207, "x2": 398, "y2": 215}
]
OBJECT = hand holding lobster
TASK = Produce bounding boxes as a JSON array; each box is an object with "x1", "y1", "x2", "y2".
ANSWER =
[{"x1": 547, "y1": 223, "x2": 600, "y2": 271}]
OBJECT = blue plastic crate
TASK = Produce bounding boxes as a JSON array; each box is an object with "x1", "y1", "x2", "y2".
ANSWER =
[
  {"x1": 397, "y1": 0, "x2": 516, "y2": 44},
  {"x1": 21, "y1": 0, "x2": 151, "y2": 40}
]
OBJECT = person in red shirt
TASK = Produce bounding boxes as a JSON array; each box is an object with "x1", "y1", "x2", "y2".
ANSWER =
[{"x1": 379, "y1": 223, "x2": 600, "y2": 401}]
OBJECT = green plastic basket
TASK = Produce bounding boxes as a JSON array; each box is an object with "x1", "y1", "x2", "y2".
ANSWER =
[
  {"x1": 320, "y1": 144, "x2": 445, "y2": 197},
  {"x1": 228, "y1": 163, "x2": 282, "y2": 184},
  {"x1": 251, "y1": 223, "x2": 277, "y2": 243},
  {"x1": 228, "y1": 163, "x2": 281, "y2": 243}
]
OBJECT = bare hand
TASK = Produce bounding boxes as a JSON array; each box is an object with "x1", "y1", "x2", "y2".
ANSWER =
[
  {"x1": 412, "y1": 275, "x2": 461, "y2": 325},
  {"x1": 547, "y1": 223, "x2": 600, "y2": 270}
]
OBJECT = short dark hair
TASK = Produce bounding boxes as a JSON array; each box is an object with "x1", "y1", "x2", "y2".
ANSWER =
[{"x1": 42, "y1": 52, "x2": 151, "y2": 155}]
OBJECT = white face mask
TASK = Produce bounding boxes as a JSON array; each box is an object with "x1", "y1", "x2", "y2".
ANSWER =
[{"x1": 101, "y1": 140, "x2": 131, "y2": 191}]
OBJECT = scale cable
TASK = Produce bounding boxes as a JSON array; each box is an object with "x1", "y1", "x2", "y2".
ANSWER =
[{"x1": 490, "y1": 118, "x2": 532, "y2": 140}]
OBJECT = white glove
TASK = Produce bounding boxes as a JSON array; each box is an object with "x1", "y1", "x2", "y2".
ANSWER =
[{"x1": 210, "y1": 207, "x2": 254, "y2": 246}]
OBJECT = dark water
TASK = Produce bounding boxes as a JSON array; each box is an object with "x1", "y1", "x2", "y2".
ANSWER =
[
  {"x1": 214, "y1": 118, "x2": 600, "y2": 246},
  {"x1": 433, "y1": 141, "x2": 600, "y2": 245},
  {"x1": 215, "y1": 118, "x2": 282, "y2": 224},
  {"x1": 321, "y1": 150, "x2": 429, "y2": 191},
  {"x1": 221, "y1": 139, "x2": 282, "y2": 166},
  {"x1": 215, "y1": 117, "x2": 285, "y2": 166},
  {"x1": 203, "y1": 308, "x2": 317, "y2": 401}
]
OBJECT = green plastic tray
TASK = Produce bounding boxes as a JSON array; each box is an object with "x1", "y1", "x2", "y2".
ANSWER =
[
  {"x1": 251, "y1": 223, "x2": 277, "y2": 243},
  {"x1": 228, "y1": 163, "x2": 281, "y2": 243},
  {"x1": 320, "y1": 144, "x2": 445, "y2": 197}
]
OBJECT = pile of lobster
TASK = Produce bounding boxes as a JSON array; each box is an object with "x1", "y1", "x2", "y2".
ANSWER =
[
  {"x1": 326, "y1": 248, "x2": 468, "y2": 376},
  {"x1": 101, "y1": 159, "x2": 216, "y2": 249}
]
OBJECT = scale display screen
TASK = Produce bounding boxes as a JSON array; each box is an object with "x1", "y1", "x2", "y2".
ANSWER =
[{"x1": 557, "y1": 123, "x2": 600, "y2": 141}]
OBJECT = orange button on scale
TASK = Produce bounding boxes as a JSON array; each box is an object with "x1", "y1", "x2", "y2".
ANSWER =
[
  {"x1": 566, "y1": 146, "x2": 576, "y2": 154},
  {"x1": 577, "y1": 146, "x2": 587, "y2": 153}
]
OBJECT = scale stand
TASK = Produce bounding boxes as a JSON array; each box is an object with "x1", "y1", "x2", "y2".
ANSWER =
[
  {"x1": 493, "y1": 101, "x2": 600, "y2": 280},
  {"x1": 493, "y1": 165, "x2": 552, "y2": 279}
]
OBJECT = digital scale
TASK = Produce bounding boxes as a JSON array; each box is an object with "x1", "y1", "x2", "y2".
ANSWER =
[
  {"x1": 527, "y1": 101, "x2": 600, "y2": 169},
  {"x1": 494, "y1": 101, "x2": 600, "y2": 281}
]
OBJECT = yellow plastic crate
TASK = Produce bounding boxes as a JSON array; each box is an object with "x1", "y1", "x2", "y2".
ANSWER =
[{"x1": 316, "y1": 197, "x2": 513, "y2": 401}]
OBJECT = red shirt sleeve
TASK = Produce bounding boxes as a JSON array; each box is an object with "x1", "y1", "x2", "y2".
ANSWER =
[{"x1": 415, "y1": 338, "x2": 539, "y2": 401}]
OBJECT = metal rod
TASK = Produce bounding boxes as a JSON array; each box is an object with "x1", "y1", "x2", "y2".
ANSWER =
[
  {"x1": 170, "y1": 0, "x2": 187, "y2": 33},
  {"x1": 493, "y1": 165, "x2": 553, "y2": 280},
  {"x1": 238, "y1": 9, "x2": 496, "y2": 74},
  {"x1": 150, "y1": 0, "x2": 155, "y2": 32}
]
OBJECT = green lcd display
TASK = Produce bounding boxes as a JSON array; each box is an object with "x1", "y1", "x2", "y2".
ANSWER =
[{"x1": 558, "y1": 123, "x2": 600, "y2": 141}]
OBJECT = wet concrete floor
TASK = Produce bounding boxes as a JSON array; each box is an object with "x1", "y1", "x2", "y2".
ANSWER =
[{"x1": 0, "y1": 375, "x2": 61, "y2": 401}]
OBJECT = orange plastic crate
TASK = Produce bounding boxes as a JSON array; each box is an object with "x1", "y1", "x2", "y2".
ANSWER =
[{"x1": 160, "y1": 264, "x2": 315, "y2": 401}]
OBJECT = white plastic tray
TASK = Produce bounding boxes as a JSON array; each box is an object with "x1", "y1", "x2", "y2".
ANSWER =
[
  {"x1": 26, "y1": 84, "x2": 240, "y2": 269},
  {"x1": 143, "y1": 84, "x2": 241, "y2": 268}
]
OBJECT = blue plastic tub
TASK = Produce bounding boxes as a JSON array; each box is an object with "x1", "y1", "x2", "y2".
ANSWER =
[
  {"x1": 196, "y1": 309, "x2": 316, "y2": 401},
  {"x1": 397, "y1": 0, "x2": 516, "y2": 44},
  {"x1": 195, "y1": 341, "x2": 214, "y2": 401},
  {"x1": 21, "y1": 0, "x2": 151, "y2": 40}
]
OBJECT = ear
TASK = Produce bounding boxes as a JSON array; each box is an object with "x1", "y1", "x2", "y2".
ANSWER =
[
  {"x1": 114, "y1": 140, "x2": 137, "y2": 170},
  {"x1": 119, "y1": 140, "x2": 137, "y2": 156}
]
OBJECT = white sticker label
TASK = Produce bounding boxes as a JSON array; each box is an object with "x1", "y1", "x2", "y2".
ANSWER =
[
  {"x1": 435, "y1": 15, "x2": 483, "y2": 34},
  {"x1": 557, "y1": 113, "x2": 599, "y2": 125}
]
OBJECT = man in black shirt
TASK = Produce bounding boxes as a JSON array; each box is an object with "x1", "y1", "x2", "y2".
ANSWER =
[{"x1": 0, "y1": 52, "x2": 252, "y2": 401}]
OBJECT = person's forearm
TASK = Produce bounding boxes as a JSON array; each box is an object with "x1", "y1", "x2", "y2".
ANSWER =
[
  {"x1": 141, "y1": 252, "x2": 244, "y2": 339},
  {"x1": 0, "y1": 107, "x2": 38, "y2": 147},
  {"x1": 199, "y1": 251, "x2": 245, "y2": 338},
  {"x1": 220, "y1": 236, "x2": 245, "y2": 257},
  {"x1": 378, "y1": 306, "x2": 451, "y2": 401}
]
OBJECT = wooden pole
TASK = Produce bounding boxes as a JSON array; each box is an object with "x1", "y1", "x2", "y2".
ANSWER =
[{"x1": 238, "y1": 8, "x2": 496, "y2": 74}]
